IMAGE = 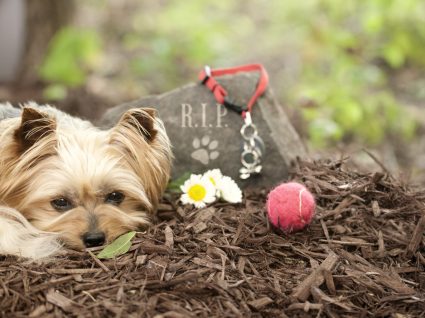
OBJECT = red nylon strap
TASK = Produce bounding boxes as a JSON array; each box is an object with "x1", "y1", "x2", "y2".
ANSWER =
[{"x1": 198, "y1": 64, "x2": 269, "y2": 117}]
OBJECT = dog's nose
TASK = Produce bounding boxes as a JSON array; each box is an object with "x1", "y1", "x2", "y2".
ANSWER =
[{"x1": 82, "y1": 232, "x2": 105, "y2": 247}]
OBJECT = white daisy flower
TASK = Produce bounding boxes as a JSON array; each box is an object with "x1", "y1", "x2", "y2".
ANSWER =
[
  {"x1": 203, "y1": 169, "x2": 223, "y2": 188},
  {"x1": 216, "y1": 176, "x2": 243, "y2": 203},
  {"x1": 180, "y1": 174, "x2": 216, "y2": 208}
]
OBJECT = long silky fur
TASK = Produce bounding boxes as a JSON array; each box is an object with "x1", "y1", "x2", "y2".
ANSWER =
[
  {"x1": 0, "y1": 104, "x2": 61, "y2": 259},
  {"x1": 0, "y1": 206, "x2": 61, "y2": 259},
  {"x1": 110, "y1": 108, "x2": 172, "y2": 211}
]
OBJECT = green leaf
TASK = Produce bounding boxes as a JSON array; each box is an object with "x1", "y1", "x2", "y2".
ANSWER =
[
  {"x1": 167, "y1": 172, "x2": 191, "y2": 192},
  {"x1": 97, "y1": 231, "x2": 136, "y2": 259}
]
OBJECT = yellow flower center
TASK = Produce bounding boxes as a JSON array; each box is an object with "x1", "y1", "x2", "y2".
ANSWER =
[
  {"x1": 188, "y1": 184, "x2": 207, "y2": 202},
  {"x1": 209, "y1": 177, "x2": 216, "y2": 186}
]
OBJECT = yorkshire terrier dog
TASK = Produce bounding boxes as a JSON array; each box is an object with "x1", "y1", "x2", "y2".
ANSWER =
[{"x1": 0, "y1": 102, "x2": 172, "y2": 259}]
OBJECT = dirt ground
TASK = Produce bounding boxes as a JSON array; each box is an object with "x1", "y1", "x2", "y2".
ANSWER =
[{"x1": 1, "y1": 160, "x2": 424, "y2": 317}]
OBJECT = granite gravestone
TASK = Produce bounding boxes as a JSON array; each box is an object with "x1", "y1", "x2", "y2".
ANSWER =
[{"x1": 100, "y1": 73, "x2": 308, "y2": 188}]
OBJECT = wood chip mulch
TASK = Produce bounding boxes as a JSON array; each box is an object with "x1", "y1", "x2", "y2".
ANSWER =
[{"x1": 1, "y1": 160, "x2": 424, "y2": 317}]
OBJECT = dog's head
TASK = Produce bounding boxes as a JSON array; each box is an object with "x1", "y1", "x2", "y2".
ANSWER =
[{"x1": 0, "y1": 107, "x2": 172, "y2": 249}]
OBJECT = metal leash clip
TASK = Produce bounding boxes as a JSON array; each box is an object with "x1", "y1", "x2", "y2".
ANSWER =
[{"x1": 239, "y1": 112, "x2": 265, "y2": 179}]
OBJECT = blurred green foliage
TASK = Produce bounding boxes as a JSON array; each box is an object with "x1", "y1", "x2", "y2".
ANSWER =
[
  {"x1": 39, "y1": 27, "x2": 102, "y2": 100},
  {"x1": 282, "y1": 0, "x2": 423, "y2": 146},
  {"x1": 42, "y1": 0, "x2": 424, "y2": 147}
]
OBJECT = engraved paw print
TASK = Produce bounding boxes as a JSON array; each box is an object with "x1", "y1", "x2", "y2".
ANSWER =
[{"x1": 191, "y1": 135, "x2": 219, "y2": 165}]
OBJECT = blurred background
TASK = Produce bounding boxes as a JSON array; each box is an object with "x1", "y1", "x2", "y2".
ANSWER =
[{"x1": 0, "y1": 0, "x2": 424, "y2": 183}]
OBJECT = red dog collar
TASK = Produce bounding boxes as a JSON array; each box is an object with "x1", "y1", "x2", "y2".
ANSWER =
[
  {"x1": 198, "y1": 64, "x2": 269, "y2": 179},
  {"x1": 198, "y1": 64, "x2": 269, "y2": 118}
]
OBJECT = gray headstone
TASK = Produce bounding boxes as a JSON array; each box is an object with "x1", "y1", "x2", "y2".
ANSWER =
[{"x1": 99, "y1": 73, "x2": 307, "y2": 188}]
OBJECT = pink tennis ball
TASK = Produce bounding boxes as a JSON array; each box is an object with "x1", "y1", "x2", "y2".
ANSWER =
[{"x1": 266, "y1": 182, "x2": 316, "y2": 233}]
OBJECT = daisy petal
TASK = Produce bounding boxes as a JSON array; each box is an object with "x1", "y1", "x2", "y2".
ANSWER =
[{"x1": 217, "y1": 176, "x2": 243, "y2": 203}]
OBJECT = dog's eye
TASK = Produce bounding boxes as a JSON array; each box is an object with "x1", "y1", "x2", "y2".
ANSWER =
[
  {"x1": 51, "y1": 198, "x2": 73, "y2": 212},
  {"x1": 105, "y1": 191, "x2": 125, "y2": 205}
]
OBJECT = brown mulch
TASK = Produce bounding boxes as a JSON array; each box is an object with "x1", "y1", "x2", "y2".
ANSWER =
[{"x1": 1, "y1": 160, "x2": 424, "y2": 318}]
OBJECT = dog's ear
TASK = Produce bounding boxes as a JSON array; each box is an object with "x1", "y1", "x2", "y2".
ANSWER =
[
  {"x1": 14, "y1": 107, "x2": 56, "y2": 151},
  {"x1": 116, "y1": 108, "x2": 158, "y2": 142}
]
